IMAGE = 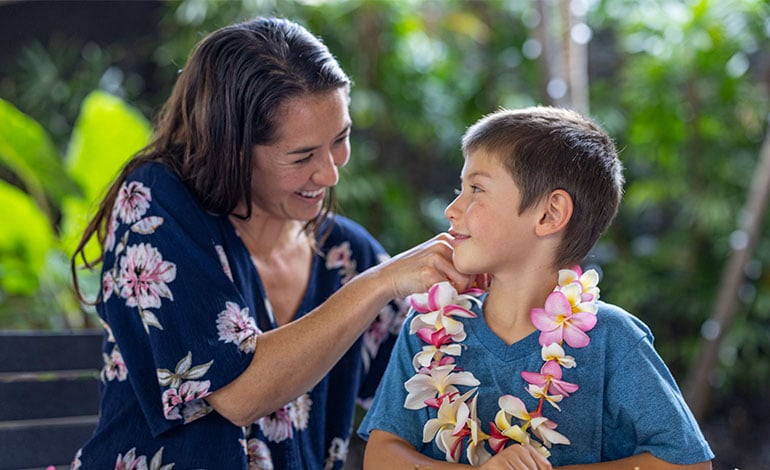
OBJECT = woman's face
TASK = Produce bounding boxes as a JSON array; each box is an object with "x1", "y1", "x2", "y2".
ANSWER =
[{"x1": 249, "y1": 88, "x2": 351, "y2": 222}]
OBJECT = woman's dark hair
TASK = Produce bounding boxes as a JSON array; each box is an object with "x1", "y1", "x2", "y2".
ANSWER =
[{"x1": 71, "y1": 17, "x2": 351, "y2": 301}]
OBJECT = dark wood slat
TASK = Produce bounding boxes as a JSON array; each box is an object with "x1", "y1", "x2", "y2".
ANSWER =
[
  {"x1": 0, "y1": 330, "x2": 104, "y2": 373},
  {"x1": 0, "y1": 377, "x2": 100, "y2": 421},
  {"x1": 0, "y1": 330, "x2": 103, "y2": 469},
  {"x1": 0, "y1": 420, "x2": 97, "y2": 469}
]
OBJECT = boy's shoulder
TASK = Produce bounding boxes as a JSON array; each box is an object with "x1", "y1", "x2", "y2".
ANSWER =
[{"x1": 591, "y1": 301, "x2": 656, "y2": 359}]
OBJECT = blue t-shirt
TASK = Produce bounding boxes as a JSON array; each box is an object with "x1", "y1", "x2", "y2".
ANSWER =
[
  {"x1": 358, "y1": 295, "x2": 714, "y2": 466},
  {"x1": 73, "y1": 162, "x2": 405, "y2": 469}
]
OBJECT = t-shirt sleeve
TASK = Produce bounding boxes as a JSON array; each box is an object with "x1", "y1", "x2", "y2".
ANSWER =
[
  {"x1": 357, "y1": 310, "x2": 428, "y2": 448},
  {"x1": 602, "y1": 321, "x2": 714, "y2": 464},
  {"x1": 98, "y1": 164, "x2": 258, "y2": 437}
]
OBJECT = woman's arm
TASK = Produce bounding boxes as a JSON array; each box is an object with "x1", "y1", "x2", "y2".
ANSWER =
[{"x1": 207, "y1": 233, "x2": 474, "y2": 425}]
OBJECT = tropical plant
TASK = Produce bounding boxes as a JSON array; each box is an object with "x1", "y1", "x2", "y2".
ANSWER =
[{"x1": 0, "y1": 91, "x2": 151, "y2": 328}]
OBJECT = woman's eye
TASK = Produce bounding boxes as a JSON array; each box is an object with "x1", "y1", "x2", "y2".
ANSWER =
[
  {"x1": 453, "y1": 188, "x2": 461, "y2": 196},
  {"x1": 294, "y1": 155, "x2": 312, "y2": 164},
  {"x1": 471, "y1": 185, "x2": 481, "y2": 193},
  {"x1": 335, "y1": 134, "x2": 350, "y2": 145}
]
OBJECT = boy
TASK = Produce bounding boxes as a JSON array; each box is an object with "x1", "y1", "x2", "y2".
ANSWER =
[{"x1": 358, "y1": 107, "x2": 713, "y2": 469}]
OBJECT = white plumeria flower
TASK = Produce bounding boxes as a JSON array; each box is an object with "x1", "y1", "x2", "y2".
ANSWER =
[
  {"x1": 530, "y1": 416, "x2": 570, "y2": 448},
  {"x1": 526, "y1": 384, "x2": 564, "y2": 411},
  {"x1": 405, "y1": 364, "x2": 480, "y2": 410},
  {"x1": 412, "y1": 343, "x2": 463, "y2": 370},
  {"x1": 560, "y1": 282, "x2": 599, "y2": 315},
  {"x1": 466, "y1": 395, "x2": 492, "y2": 466},
  {"x1": 558, "y1": 267, "x2": 600, "y2": 302},
  {"x1": 409, "y1": 311, "x2": 468, "y2": 341},
  {"x1": 422, "y1": 388, "x2": 475, "y2": 444},
  {"x1": 541, "y1": 343, "x2": 576, "y2": 369}
]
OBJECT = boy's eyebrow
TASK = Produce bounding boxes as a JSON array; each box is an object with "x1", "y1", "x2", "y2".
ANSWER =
[
  {"x1": 463, "y1": 170, "x2": 493, "y2": 180},
  {"x1": 287, "y1": 122, "x2": 352, "y2": 155}
]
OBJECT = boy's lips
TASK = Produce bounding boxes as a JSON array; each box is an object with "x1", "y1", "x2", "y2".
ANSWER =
[{"x1": 448, "y1": 230, "x2": 470, "y2": 245}]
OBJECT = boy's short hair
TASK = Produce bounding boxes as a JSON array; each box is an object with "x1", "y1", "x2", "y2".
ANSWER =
[{"x1": 461, "y1": 106, "x2": 624, "y2": 268}]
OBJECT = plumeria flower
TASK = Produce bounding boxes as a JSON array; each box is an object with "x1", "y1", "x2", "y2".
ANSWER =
[
  {"x1": 418, "y1": 356, "x2": 457, "y2": 377},
  {"x1": 560, "y1": 282, "x2": 599, "y2": 316},
  {"x1": 408, "y1": 282, "x2": 480, "y2": 339},
  {"x1": 413, "y1": 328, "x2": 464, "y2": 369},
  {"x1": 409, "y1": 281, "x2": 482, "y2": 314},
  {"x1": 423, "y1": 388, "x2": 475, "y2": 445},
  {"x1": 530, "y1": 416, "x2": 570, "y2": 448},
  {"x1": 526, "y1": 384, "x2": 564, "y2": 411},
  {"x1": 521, "y1": 360, "x2": 579, "y2": 398},
  {"x1": 410, "y1": 311, "x2": 468, "y2": 341},
  {"x1": 541, "y1": 343, "x2": 576, "y2": 369},
  {"x1": 405, "y1": 364, "x2": 480, "y2": 409},
  {"x1": 495, "y1": 395, "x2": 533, "y2": 436},
  {"x1": 531, "y1": 290, "x2": 597, "y2": 348},
  {"x1": 466, "y1": 395, "x2": 492, "y2": 465},
  {"x1": 558, "y1": 266, "x2": 600, "y2": 302}
]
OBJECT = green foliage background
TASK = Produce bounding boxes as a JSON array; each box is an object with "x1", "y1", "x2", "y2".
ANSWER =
[{"x1": 1, "y1": 0, "x2": 769, "y2": 463}]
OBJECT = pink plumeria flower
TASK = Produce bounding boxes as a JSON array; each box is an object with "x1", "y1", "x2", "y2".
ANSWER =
[
  {"x1": 404, "y1": 364, "x2": 480, "y2": 410},
  {"x1": 522, "y1": 360, "x2": 579, "y2": 398},
  {"x1": 413, "y1": 328, "x2": 463, "y2": 369},
  {"x1": 531, "y1": 290, "x2": 598, "y2": 348},
  {"x1": 541, "y1": 343, "x2": 576, "y2": 369},
  {"x1": 409, "y1": 281, "x2": 483, "y2": 314},
  {"x1": 409, "y1": 282, "x2": 480, "y2": 339}
]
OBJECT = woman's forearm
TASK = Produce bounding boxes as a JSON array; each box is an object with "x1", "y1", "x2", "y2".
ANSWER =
[{"x1": 207, "y1": 233, "x2": 468, "y2": 425}]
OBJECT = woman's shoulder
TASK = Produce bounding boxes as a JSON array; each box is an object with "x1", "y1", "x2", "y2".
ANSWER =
[{"x1": 126, "y1": 161, "x2": 182, "y2": 187}]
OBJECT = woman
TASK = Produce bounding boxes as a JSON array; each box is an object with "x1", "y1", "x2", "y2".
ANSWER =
[{"x1": 70, "y1": 17, "x2": 471, "y2": 469}]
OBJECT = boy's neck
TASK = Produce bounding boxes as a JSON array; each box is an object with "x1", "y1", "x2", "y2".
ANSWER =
[{"x1": 483, "y1": 267, "x2": 560, "y2": 346}]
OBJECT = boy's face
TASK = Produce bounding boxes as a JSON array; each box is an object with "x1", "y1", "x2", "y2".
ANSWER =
[{"x1": 445, "y1": 149, "x2": 541, "y2": 276}]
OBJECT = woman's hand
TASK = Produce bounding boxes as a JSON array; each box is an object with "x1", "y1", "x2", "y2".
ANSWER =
[
  {"x1": 373, "y1": 232, "x2": 475, "y2": 299},
  {"x1": 480, "y1": 444, "x2": 553, "y2": 470}
]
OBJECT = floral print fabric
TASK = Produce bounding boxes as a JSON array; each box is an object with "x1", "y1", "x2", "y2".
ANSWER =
[{"x1": 73, "y1": 163, "x2": 404, "y2": 469}]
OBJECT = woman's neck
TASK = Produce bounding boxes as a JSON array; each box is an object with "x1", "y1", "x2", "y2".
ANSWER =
[{"x1": 229, "y1": 211, "x2": 308, "y2": 259}]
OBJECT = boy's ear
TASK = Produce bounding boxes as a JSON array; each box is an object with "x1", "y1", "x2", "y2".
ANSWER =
[{"x1": 536, "y1": 189, "x2": 573, "y2": 237}]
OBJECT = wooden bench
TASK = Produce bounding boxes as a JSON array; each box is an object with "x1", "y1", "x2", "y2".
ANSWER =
[{"x1": 0, "y1": 330, "x2": 103, "y2": 470}]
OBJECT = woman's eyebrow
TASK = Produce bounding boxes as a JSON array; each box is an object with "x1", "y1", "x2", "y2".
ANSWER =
[{"x1": 287, "y1": 123, "x2": 351, "y2": 155}]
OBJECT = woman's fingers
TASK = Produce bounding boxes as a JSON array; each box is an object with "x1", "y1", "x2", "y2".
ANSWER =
[{"x1": 383, "y1": 232, "x2": 473, "y2": 298}]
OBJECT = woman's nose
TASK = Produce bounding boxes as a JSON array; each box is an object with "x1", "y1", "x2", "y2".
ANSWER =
[{"x1": 315, "y1": 150, "x2": 341, "y2": 186}]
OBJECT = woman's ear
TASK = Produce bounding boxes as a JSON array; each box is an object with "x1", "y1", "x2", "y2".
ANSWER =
[{"x1": 535, "y1": 189, "x2": 573, "y2": 237}]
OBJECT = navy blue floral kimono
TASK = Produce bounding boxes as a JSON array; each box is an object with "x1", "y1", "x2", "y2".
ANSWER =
[{"x1": 72, "y1": 162, "x2": 405, "y2": 469}]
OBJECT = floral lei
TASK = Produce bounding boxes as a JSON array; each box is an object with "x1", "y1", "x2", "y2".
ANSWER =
[{"x1": 403, "y1": 266, "x2": 600, "y2": 465}]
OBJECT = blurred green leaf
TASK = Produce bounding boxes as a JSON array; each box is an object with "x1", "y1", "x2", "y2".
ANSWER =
[
  {"x1": 0, "y1": 180, "x2": 55, "y2": 295},
  {"x1": 65, "y1": 90, "x2": 152, "y2": 203},
  {"x1": 0, "y1": 97, "x2": 78, "y2": 214}
]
